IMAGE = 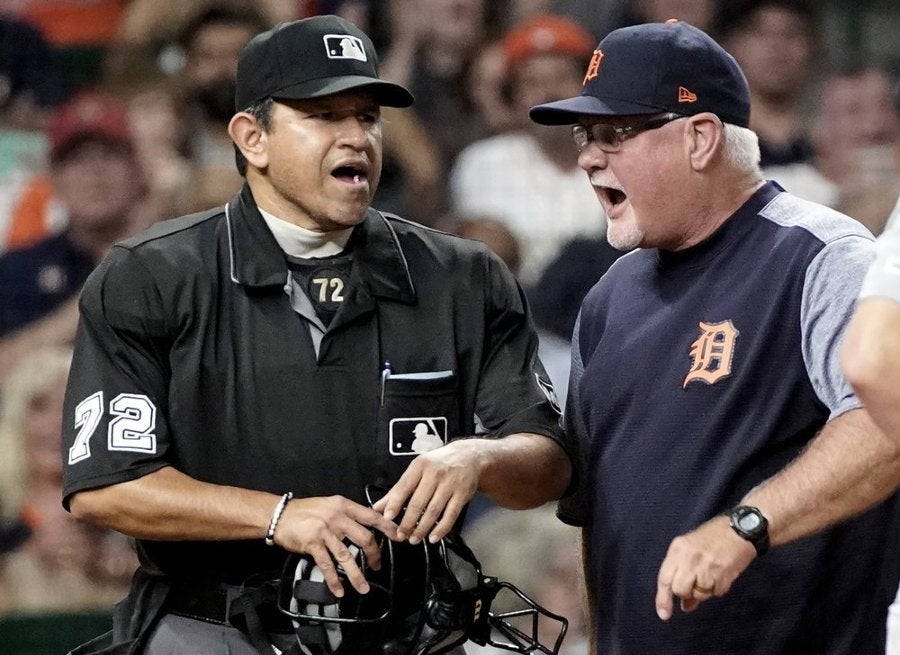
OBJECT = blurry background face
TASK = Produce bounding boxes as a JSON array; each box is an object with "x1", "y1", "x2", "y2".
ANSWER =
[
  {"x1": 53, "y1": 139, "x2": 142, "y2": 229},
  {"x1": 822, "y1": 70, "x2": 900, "y2": 149},
  {"x1": 184, "y1": 20, "x2": 258, "y2": 121},
  {"x1": 725, "y1": 6, "x2": 813, "y2": 101},
  {"x1": 24, "y1": 373, "x2": 67, "y2": 485},
  {"x1": 126, "y1": 87, "x2": 183, "y2": 155},
  {"x1": 18, "y1": 365, "x2": 96, "y2": 573},
  {"x1": 514, "y1": 54, "x2": 585, "y2": 140},
  {"x1": 420, "y1": 0, "x2": 485, "y2": 51},
  {"x1": 513, "y1": 54, "x2": 584, "y2": 114},
  {"x1": 184, "y1": 21, "x2": 256, "y2": 88},
  {"x1": 815, "y1": 68, "x2": 900, "y2": 191}
]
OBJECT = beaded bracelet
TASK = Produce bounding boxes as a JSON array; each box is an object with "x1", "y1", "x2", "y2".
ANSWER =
[{"x1": 264, "y1": 492, "x2": 293, "y2": 546}]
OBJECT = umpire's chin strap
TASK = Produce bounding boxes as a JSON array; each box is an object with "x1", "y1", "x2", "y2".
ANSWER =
[{"x1": 227, "y1": 582, "x2": 313, "y2": 655}]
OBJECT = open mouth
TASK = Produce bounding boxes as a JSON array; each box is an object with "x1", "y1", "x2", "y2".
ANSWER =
[
  {"x1": 331, "y1": 163, "x2": 368, "y2": 185},
  {"x1": 605, "y1": 187, "x2": 627, "y2": 205},
  {"x1": 597, "y1": 185, "x2": 628, "y2": 215}
]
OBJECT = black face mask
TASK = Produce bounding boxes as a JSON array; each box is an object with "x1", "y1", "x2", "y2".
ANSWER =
[{"x1": 194, "y1": 75, "x2": 237, "y2": 125}]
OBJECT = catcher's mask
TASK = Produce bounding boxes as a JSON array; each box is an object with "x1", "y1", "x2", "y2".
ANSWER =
[{"x1": 276, "y1": 530, "x2": 568, "y2": 655}]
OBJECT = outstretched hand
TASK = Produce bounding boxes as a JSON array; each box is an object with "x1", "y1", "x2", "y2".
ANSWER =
[
  {"x1": 273, "y1": 495, "x2": 399, "y2": 598},
  {"x1": 372, "y1": 439, "x2": 483, "y2": 546},
  {"x1": 655, "y1": 515, "x2": 757, "y2": 620}
]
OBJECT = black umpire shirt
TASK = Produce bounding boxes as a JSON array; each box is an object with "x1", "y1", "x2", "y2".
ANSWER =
[{"x1": 61, "y1": 184, "x2": 564, "y2": 587}]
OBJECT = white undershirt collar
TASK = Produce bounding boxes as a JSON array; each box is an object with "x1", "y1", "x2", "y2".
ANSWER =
[{"x1": 258, "y1": 207, "x2": 352, "y2": 259}]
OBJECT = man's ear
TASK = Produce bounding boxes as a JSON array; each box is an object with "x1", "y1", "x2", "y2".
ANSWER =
[
  {"x1": 228, "y1": 112, "x2": 268, "y2": 170},
  {"x1": 686, "y1": 113, "x2": 723, "y2": 171}
]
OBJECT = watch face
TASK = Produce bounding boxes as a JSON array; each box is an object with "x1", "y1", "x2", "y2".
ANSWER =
[
  {"x1": 730, "y1": 506, "x2": 769, "y2": 555},
  {"x1": 738, "y1": 512, "x2": 761, "y2": 531}
]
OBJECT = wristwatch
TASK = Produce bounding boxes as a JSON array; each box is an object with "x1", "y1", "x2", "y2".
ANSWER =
[{"x1": 728, "y1": 505, "x2": 769, "y2": 556}]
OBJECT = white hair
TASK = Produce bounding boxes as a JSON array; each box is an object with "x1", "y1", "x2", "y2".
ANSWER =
[{"x1": 722, "y1": 123, "x2": 762, "y2": 174}]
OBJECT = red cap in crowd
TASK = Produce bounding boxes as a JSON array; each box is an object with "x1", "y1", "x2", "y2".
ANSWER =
[
  {"x1": 49, "y1": 91, "x2": 132, "y2": 162},
  {"x1": 502, "y1": 14, "x2": 596, "y2": 73}
]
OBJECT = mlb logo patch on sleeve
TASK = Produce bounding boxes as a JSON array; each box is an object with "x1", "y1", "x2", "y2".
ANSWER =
[{"x1": 389, "y1": 417, "x2": 447, "y2": 455}]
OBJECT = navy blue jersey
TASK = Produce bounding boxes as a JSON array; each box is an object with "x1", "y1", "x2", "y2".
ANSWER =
[{"x1": 561, "y1": 182, "x2": 899, "y2": 654}]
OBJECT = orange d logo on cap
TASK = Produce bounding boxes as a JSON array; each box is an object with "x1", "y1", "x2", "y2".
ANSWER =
[{"x1": 583, "y1": 49, "x2": 604, "y2": 85}]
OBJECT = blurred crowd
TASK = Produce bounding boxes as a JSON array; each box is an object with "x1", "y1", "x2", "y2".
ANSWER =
[{"x1": 0, "y1": 0, "x2": 898, "y2": 651}]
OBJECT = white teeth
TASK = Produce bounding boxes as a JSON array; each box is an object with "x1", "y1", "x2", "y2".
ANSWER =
[{"x1": 353, "y1": 174, "x2": 361, "y2": 183}]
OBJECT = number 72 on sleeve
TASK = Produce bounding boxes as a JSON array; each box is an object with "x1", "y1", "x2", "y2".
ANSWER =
[{"x1": 68, "y1": 391, "x2": 157, "y2": 464}]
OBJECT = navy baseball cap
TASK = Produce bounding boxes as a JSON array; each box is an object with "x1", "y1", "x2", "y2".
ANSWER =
[
  {"x1": 235, "y1": 15, "x2": 413, "y2": 110},
  {"x1": 529, "y1": 21, "x2": 750, "y2": 127}
]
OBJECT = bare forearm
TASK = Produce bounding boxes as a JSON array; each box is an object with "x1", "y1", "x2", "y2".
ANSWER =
[
  {"x1": 69, "y1": 466, "x2": 278, "y2": 541},
  {"x1": 743, "y1": 409, "x2": 900, "y2": 546},
  {"x1": 476, "y1": 433, "x2": 572, "y2": 509},
  {"x1": 70, "y1": 466, "x2": 401, "y2": 597},
  {"x1": 842, "y1": 297, "x2": 900, "y2": 441}
]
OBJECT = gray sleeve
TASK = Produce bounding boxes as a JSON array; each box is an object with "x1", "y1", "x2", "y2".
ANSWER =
[
  {"x1": 859, "y1": 196, "x2": 900, "y2": 302},
  {"x1": 801, "y1": 235, "x2": 875, "y2": 419},
  {"x1": 557, "y1": 311, "x2": 589, "y2": 527}
]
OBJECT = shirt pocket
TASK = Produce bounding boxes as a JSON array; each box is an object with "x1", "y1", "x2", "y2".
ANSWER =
[{"x1": 378, "y1": 370, "x2": 460, "y2": 466}]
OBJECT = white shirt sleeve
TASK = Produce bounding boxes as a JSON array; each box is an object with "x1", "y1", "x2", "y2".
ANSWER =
[{"x1": 859, "y1": 194, "x2": 900, "y2": 302}]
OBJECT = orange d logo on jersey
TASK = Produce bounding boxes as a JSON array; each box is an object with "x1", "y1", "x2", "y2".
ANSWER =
[
  {"x1": 583, "y1": 49, "x2": 604, "y2": 85},
  {"x1": 683, "y1": 320, "x2": 739, "y2": 388}
]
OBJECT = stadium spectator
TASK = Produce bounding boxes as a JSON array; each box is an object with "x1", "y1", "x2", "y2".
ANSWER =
[
  {"x1": 102, "y1": 5, "x2": 271, "y2": 214},
  {"x1": 381, "y1": 0, "x2": 498, "y2": 218},
  {"x1": 0, "y1": 15, "x2": 69, "y2": 130},
  {"x1": 0, "y1": 15, "x2": 69, "y2": 257},
  {"x1": 5, "y1": 0, "x2": 127, "y2": 89},
  {"x1": 172, "y1": 6, "x2": 270, "y2": 212},
  {"x1": 0, "y1": 92, "x2": 146, "y2": 380},
  {"x1": 117, "y1": 76, "x2": 194, "y2": 224},
  {"x1": 449, "y1": 13, "x2": 603, "y2": 284},
  {"x1": 715, "y1": 0, "x2": 838, "y2": 207},
  {"x1": 813, "y1": 64, "x2": 900, "y2": 220},
  {"x1": 0, "y1": 347, "x2": 136, "y2": 615},
  {"x1": 466, "y1": 41, "x2": 519, "y2": 135}
]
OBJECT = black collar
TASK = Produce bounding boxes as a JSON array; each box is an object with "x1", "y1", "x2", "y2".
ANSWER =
[{"x1": 225, "y1": 184, "x2": 416, "y2": 303}]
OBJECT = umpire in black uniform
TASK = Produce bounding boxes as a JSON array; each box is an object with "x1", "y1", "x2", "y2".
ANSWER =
[{"x1": 60, "y1": 15, "x2": 571, "y2": 655}]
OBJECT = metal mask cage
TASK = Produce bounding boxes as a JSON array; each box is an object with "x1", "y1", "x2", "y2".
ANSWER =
[
  {"x1": 274, "y1": 485, "x2": 569, "y2": 655},
  {"x1": 483, "y1": 582, "x2": 569, "y2": 655}
]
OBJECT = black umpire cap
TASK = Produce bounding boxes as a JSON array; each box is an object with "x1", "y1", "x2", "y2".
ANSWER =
[{"x1": 235, "y1": 15, "x2": 414, "y2": 111}]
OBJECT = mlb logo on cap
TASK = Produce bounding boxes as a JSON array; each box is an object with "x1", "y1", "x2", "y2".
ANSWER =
[
  {"x1": 324, "y1": 34, "x2": 367, "y2": 62},
  {"x1": 234, "y1": 15, "x2": 413, "y2": 110}
]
